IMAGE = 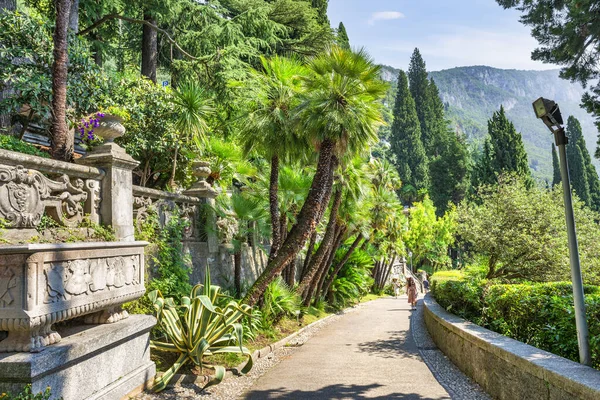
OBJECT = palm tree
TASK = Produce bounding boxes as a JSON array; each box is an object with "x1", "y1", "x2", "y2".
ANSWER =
[
  {"x1": 169, "y1": 82, "x2": 214, "y2": 188},
  {"x1": 214, "y1": 192, "x2": 268, "y2": 297},
  {"x1": 243, "y1": 47, "x2": 387, "y2": 307},
  {"x1": 237, "y1": 56, "x2": 308, "y2": 262},
  {"x1": 50, "y1": 0, "x2": 72, "y2": 161}
]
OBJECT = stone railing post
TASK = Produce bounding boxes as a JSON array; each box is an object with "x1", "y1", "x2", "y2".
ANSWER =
[
  {"x1": 184, "y1": 160, "x2": 218, "y2": 251},
  {"x1": 76, "y1": 141, "x2": 138, "y2": 241}
]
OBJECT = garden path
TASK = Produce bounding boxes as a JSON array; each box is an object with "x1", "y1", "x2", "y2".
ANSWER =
[{"x1": 242, "y1": 296, "x2": 489, "y2": 399}]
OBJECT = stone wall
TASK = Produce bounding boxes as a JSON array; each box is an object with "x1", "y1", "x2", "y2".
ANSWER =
[{"x1": 423, "y1": 295, "x2": 600, "y2": 400}]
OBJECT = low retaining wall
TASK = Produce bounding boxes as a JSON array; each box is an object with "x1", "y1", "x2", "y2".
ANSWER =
[{"x1": 423, "y1": 295, "x2": 600, "y2": 400}]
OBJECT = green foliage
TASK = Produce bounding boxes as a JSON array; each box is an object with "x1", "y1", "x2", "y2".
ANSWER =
[
  {"x1": 565, "y1": 116, "x2": 600, "y2": 211},
  {"x1": 457, "y1": 175, "x2": 600, "y2": 284},
  {"x1": 260, "y1": 277, "x2": 301, "y2": 326},
  {"x1": 0, "y1": 385, "x2": 52, "y2": 400},
  {"x1": 0, "y1": 135, "x2": 49, "y2": 158},
  {"x1": 407, "y1": 48, "x2": 430, "y2": 148},
  {"x1": 390, "y1": 69, "x2": 429, "y2": 191},
  {"x1": 430, "y1": 270, "x2": 464, "y2": 284},
  {"x1": 147, "y1": 214, "x2": 192, "y2": 298},
  {"x1": 0, "y1": 10, "x2": 109, "y2": 130},
  {"x1": 472, "y1": 106, "x2": 532, "y2": 188},
  {"x1": 433, "y1": 280, "x2": 600, "y2": 368},
  {"x1": 403, "y1": 196, "x2": 456, "y2": 272},
  {"x1": 149, "y1": 266, "x2": 253, "y2": 392},
  {"x1": 112, "y1": 74, "x2": 178, "y2": 188},
  {"x1": 330, "y1": 249, "x2": 374, "y2": 309}
]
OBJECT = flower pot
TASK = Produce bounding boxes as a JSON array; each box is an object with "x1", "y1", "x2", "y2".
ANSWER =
[{"x1": 94, "y1": 115, "x2": 126, "y2": 142}]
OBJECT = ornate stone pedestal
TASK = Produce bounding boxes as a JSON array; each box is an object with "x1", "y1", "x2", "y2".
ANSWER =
[
  {"x1": 0, "y1": 241, "x2": 147, "y2": 353},
  {"x1": 0, "y1": 315, "x2": 156, "y2": 400}
]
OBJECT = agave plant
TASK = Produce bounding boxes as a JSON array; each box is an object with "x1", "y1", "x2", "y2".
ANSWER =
[{"x1": 149, "y1": 266, "x2": 253, "y2": 392}]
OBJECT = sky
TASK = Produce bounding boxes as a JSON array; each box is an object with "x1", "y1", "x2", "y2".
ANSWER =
[{"x1": 327, "y1": 0, "x2": 555, "y2": 72}]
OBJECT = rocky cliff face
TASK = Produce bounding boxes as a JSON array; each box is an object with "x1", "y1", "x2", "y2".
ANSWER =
[{"x1": 380, "y1": 64, "x2": 599, "y2": 182}]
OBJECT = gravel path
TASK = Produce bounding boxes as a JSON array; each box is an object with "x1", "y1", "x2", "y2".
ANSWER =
[{"x1": 136, "y1": 297, "x2": 490, "y2": 399}]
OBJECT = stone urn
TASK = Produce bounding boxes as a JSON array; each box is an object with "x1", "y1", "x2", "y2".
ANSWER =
[
  {"x1": 94, "y1": 115, "x2": 126, "y2": 142},
  {"x1": 184, "y1": 160, "x2": 217, "y2": 198}
]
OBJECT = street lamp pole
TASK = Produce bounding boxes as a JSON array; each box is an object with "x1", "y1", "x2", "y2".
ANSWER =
[{"x1": 533, "y1": 97, "x2": 591, "y2": 366}]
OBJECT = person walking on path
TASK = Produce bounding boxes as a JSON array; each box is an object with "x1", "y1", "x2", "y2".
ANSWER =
[
  {"x1": 407, "y1": 277, "x2": 418, "y2": 310},
  {"x1": 423, "y1": 276, "x2": 430, "y2": 294},
  {"x1": 392, "y1": 277, "x2": 401, "y2": 298}
]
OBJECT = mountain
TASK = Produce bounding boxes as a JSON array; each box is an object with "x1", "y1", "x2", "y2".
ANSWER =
[{"x1": 379, "y1": 65, "x2": 599, "y2": 182}]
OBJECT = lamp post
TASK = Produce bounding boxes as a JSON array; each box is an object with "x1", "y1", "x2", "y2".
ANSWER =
[
  {"x1": 408, "y1": 251, "x2": 413, "y2": 274},
  {"x1": 532, "y1": 97, "x2": 591, "y2": 366}
]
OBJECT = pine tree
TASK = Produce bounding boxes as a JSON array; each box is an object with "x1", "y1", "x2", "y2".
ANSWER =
[
  {"x1": 551, "y1": 143, "x2": 561, "y2": 186},
  {"x1": 472, "y1": 106, "x2": 533, "y2": 188},
  {"x1": 390, "y1": 70, "x2": 429, "y2": 191},
  {"x1": 424, "y1": 78, "x2": 448, "y2": 156},
  {"x1": 336, "y1": 22, "x2": 350, "y2": 50}
]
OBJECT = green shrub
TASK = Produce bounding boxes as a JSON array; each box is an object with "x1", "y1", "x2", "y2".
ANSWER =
[
  {"x1": 432, "y1": 280, "x2": 600, "y2": 369},
  {"x1": 430, "y1": 270, "x2": 464, "y2": 284},
  {"x1": 261, "y1": 277, "x2": 301, "y2": 326},
  {"x1": 330, "y1": 249, "x2": 374, "y2": 309},
  {"x1": 0, "y1": 385, "x2": 53, "y2": 400},
  {"x1": 0, "y1": 135, "x2": 49, "y2": 158},
  {"x1": 431, "y1": 279, "x2": 484, "y2": 323}
]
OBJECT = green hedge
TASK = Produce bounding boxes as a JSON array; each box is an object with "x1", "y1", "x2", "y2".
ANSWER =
[
  {"x1": 0, "y1": 135, "x2": 49, "y2": 158},
  {"x1": 432, "y1": 280, "x2": 600, "y2": 369}
]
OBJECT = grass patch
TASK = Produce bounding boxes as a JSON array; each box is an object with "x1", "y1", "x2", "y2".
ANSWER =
[
  {"x1": 359, "y1": 293, "x2": 386, "y2": 303},
  {"x1": 431, "y1": 270, "x2": 464, "y2": 284}
]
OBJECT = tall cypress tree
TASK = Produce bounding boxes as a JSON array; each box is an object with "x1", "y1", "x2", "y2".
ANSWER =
[
  {"x1": 336, "y1": 22, "x2": 350, "y2": 50},
  {"x1": 390, "y1": 70, "x2": 429, "y2": 191},
  {"x1": 429, "y1": 129, "x2": 470, "y2": 215},
  {"x1": 311, "y1": 0, "x2": 329, "y2": 26},
  {"x1": 407, "y1": 49, "x2": 431, "y2": 148},
  {"x1": 551, "y1": 143, "x2": 561, "y2": 186},
  {"x1": 565, "y1": 116, "x2": 600, "y2": 210},
  {"x1": 472, "y1": 106, "x2": 533, "y2": 187}
]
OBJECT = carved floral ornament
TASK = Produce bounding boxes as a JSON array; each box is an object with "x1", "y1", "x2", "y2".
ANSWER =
[
  {"x1": 0, "y1": 164, "x2": 93, "y2": 228},
  {"x1": 133, "y1": 195, "x2": 198, "y2": 239}
]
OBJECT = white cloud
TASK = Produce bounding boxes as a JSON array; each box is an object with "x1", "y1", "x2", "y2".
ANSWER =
[
  {"x1": 368, "y1": 11, "x2": 405, "y2": 26},
  {"x1": 381, "y1": 26, "x2": 554, "y2": 71}
]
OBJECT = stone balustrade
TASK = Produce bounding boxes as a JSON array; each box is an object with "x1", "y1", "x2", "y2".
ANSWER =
[{"x1": 0, "y1": 149, "x2": 103, "y2": 232}]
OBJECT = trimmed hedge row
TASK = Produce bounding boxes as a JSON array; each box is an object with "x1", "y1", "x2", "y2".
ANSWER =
[{"x1": 432, "y1": 280, "x2": 600, "y2": 369}]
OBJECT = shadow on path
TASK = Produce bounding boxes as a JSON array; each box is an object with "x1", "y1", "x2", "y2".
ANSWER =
[
  {"x1": 357, "y1": 330, "x2": 420, "y2": 360},
  {"x1": 244, "y1": 383, "x2": 449, "y2": 400}
]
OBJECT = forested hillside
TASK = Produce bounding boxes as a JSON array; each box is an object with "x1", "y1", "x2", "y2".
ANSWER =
[{"x1": 380, "y1": 65, "x2": 599, "y2": 182}]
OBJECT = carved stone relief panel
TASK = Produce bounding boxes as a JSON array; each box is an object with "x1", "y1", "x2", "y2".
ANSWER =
[{"x1": 43, "y1": 255, "x2": 141, "y2": 303}]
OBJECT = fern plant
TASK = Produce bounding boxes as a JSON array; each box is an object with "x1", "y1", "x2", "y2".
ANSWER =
[{"x1": 149, "y1": 266, "x2": 253, "y2": 392}]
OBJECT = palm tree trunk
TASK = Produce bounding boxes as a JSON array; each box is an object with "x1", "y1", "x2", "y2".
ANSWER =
[
  {"x1": 316, "y1": 224, "x2": 346, "y2": 300},
  {"x1": 380, "y1": 254, "x2": 396, "y2": 289},
  {"x1": 69, "y1": 0, "x2": 79, "y2": 32},
  {"x1": 50, "y1": 0, "x2": 73, "y2": 161},
  {"x1": 303, "y1": 223, "x2": 339, "y2": 306},
  {"x1": 243, "y1": 138, "x2": 336, "y2": 307},
  {"x1": 268, "y1": 155, "x2": 281, "y2": 262},
  {"x1": 169, "y1": 143, "x2": 179, "y2": 188},
  {"x1": 301, "y1": 230, "x2": 317, "y2": 280},
  {"x1": 141, "y1": 13, "x2": 157, "y2": 82},
  {"x1": 234, "y1": 251, "x2": 242, "y2": 297},
  {"x1": 0, "y1": 0, "x2": 16, "y2": 130},
  {"x1": 323, "y1": 233, "x2": 363, "y2": 298},
  {"x1": 297, "y1": 186, "x2": 343, "y2": 299}
]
